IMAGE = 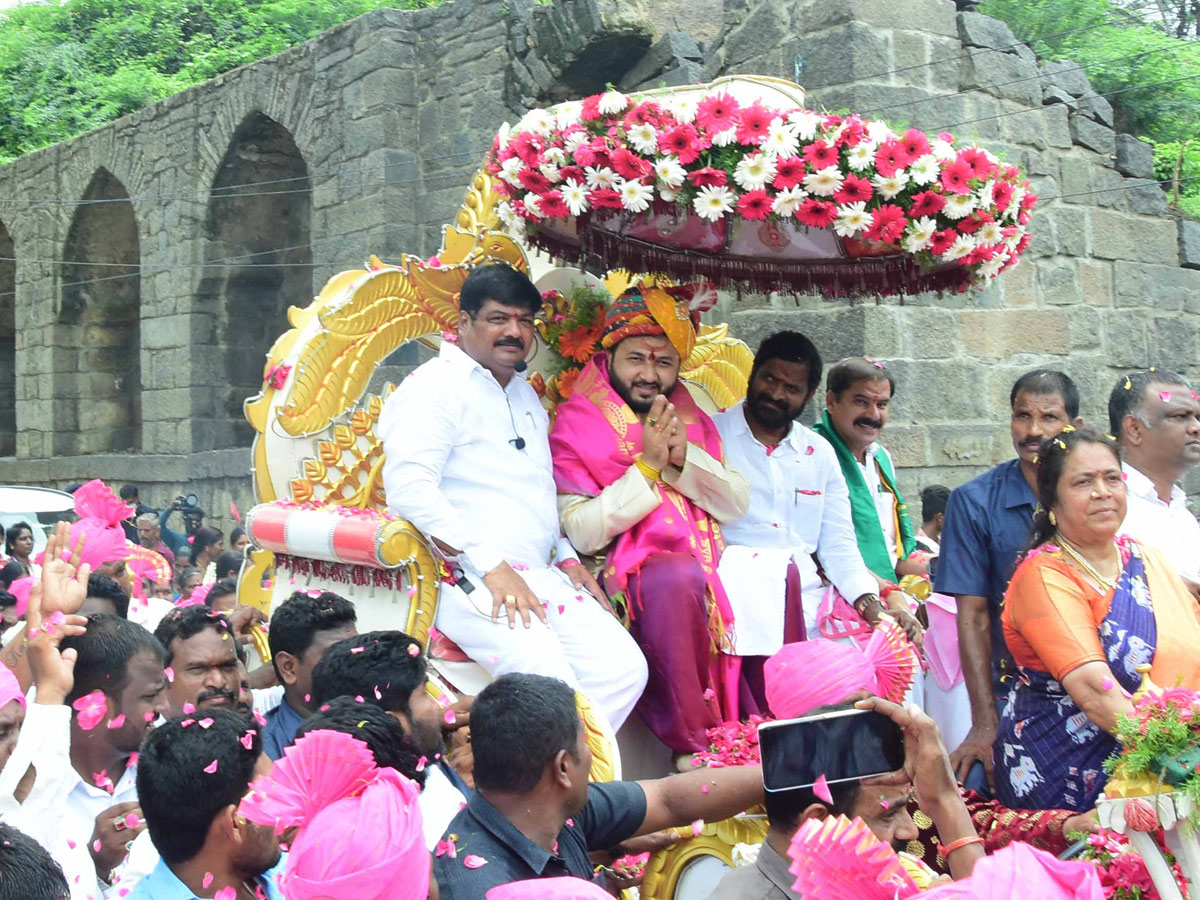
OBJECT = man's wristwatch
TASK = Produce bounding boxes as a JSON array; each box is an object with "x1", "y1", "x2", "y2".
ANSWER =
[{"x1": 854, "y1": 593, "x2": 883, "y2": 620}]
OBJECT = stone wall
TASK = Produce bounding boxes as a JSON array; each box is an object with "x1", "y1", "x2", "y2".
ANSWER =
[{"x1": 0, "y1": 0, "x2": 1196, "y2": 531}]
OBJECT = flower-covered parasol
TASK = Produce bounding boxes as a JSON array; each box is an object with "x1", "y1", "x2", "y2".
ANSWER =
[{"x1": 487, "y1": 75, "x2": 1036, "y2": 297}]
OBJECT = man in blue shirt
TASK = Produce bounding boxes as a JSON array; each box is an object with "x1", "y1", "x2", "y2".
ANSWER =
[
  {"x1": 131, "y1": 710, "x2": 284, "y2": 900},
  {"x1": 435, "y1": 673, "x2": 765, "y2": 899},
  {"x1": 261, "y1": 590, "x2": 357, "y2": 759},
  {"x1": 934, "y1": 370, "x2": 1081, "y2": 794}
]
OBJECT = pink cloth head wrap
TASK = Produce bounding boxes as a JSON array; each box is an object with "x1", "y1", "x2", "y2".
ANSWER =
[
  {"x1": 912, "y1": 842, "x2": 1104, "y2": 900},
  {"x1": 487, "y1": 877, "x2": 614, "y2": 900},
  {"x1": 0, "y1": 663, "x2": 25, "y2": 712},
  {"x1": 240, "y1": 729, "x2": 428, "y2": 900},
  {"x1": 765, "y1": 618, "x2": 916, "y2": 718},
  {"x1": 56, "y1": 480, "x2": 134, "y2": 570},
  {"x1": 8, "y1": 576, "x2": 33, "y2": 619}
]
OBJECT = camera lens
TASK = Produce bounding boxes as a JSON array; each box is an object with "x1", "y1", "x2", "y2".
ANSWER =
[{"x1": 185, "y1": 494, "x2": 199, "y2": 507}]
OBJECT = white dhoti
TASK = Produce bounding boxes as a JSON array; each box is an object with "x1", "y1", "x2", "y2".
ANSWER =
[{"x1": 433, "y1": 563, "x2": 648, "y2": 731}]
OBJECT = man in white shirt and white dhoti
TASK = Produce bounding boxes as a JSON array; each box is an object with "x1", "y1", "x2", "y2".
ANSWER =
[
  {"x1": 713, "y1": 332, "x2": 884, "y2": 707},
  {"x1": 378, "y1": 263, "x2": 647, "y2": 732},
  {"x1": 1109, "y1": 368, "x2": 1200, "y2": 594}
]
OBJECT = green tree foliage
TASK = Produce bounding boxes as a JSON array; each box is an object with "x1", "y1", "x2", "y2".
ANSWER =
[{"x1": 0, "y1": 0, "x2": 443, "y2": 163}]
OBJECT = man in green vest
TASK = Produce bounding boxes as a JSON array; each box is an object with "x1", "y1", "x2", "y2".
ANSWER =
[{"x1": 812, "y1": 357, "x2": 927, "y2": 645}]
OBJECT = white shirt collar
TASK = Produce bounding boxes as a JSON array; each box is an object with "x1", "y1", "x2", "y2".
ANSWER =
[
  {"x1": 439, "y1": 340, "x2": 527, "y2": 387},
  {"x1": 731, "y1": 400, "x2": 810, "y2": 452},
  {"x1": 1122, "y1": 461, "x2": 1184, "y2": 505}
]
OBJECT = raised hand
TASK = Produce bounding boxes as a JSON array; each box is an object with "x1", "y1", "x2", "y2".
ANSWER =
[
  {"x1": 39, "y1": 523, "x2": 90, "y2": 617},
  {"x1": 26, "y1": 579, "x2": 86, "y2": 706},
  {"x1": 641, "y1": 395, "x2": 676, "y2": 472}
]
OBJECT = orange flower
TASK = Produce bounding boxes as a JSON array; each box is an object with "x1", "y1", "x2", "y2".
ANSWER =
[
  {"x1": 557, "y1": 324, "x2": 603, "y2": 363},
  {"x1": 527, "y1": 372, "x2": 547, "y2": 398},
  {"x1": 553, "y1": 367, "x2": 581, "y2": 401}
]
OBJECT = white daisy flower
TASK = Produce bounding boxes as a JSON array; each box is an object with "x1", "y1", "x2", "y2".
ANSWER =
[
  {"x1": 693, "y1": 184, "x2": 735, "y2": 221},
  {"x1": 976, "y1": 180, "x2": 995, "y2": 211},
  {"x1": 659, "y1": 185, "x2": 680, "y2": 203},
  {"x1": 653, "y1": 156, "x2": 687, "y2": 188},
  {"x1": 772, "y1": 185, "x2": 809, "y2": 217},
  {"x1": 597, "y1": 90, "x2": 629, "y2": 115},
  {"x1": 564, "y1": 131, "x2": 589, "y2": 155},
  {"x1": 710, "y1": 127, "x2": 739, "y2": 147},
  {"x1": 555, "y1": 102, "x2": 583, "y2": 129},
  {"x1": 542, "y1": 147, "x2": 566, "y2": 167},
  {"x1": 496, "y1": 122, "x2": 512, "y2": 146},
  {"x1": 977, "y1": 221, "x2": 1004, "y2": 246},
  {"x1": 763, "y1": 119, "x2": 801, "y2": 158},
  {"x1": 560, "y1": 180, "x2": 589, "y2": 217},
  {"x1": 619, "y1": 180, "x2": 655, "y2": 213},
  {"x1": 787, "y1": 110, "x2": 823, "y2": 141},
  {"x1": 499, "y1": 157, "x2": 524, "y2": 186},
  {"x1": 522, "y1": 192, "x2": 544, "y2": 219},
  {"x1": 803, "y1": 166, "x2": 844, "y2": 197},
  {"x1": 518, "y1": 108, "x2": 556, "y2": 136},
  {"x1": 834, "y1": 201, "x2": 872, "y2": 237},
  {"x1": 667, "y1": 96, "x2": 698, "y2": 123},
  {"x1": 733, "y1": 152, "x2": 777, "y2": 191},
  {"x1": 628, "y1": 122, "x2": 660, "y2": 156},
  {"x1": 585, "y1": 166, "x2": 621, "y2": 190},
  {"x1": 942, "y1": 233, "x2": 977, "y2": 260},
  {"x1": 1006, "y1": 187, "x2": 1026, "y2": 220},
  {"x1": 908, "y1": 154, "x2": 939, "y2": 186},
  {"x1": 539, "y1": 163, "x2": 563, "y2": 183},
  {"x1": 931, "y1": 139, "x2": 956, "y2": 162},
  {"x1": 1005, "y1": 229, "x2": 1023, "y2": 250},
  {"x1": 902, "y1": 216, "x2": 938, "y2": 252},
  {"x1": 824, "y1": 121, "x2": 848, "y2": 145},
  {"x1": 846, "y1": 144, "x2": 875, "y2": 171},
  {"x1": 497, "y1": 200, "x2": 522, "y2": 233},
  {"x1": 976, "y1": 253, "x2": 1008, "y2": 280},
  {"x1": 866, "y1": 120, "x2": 895, "y2": 144},
  {"x1": 942, "y1": 193, "x2": 976, "y2": 220},
  {"x1": 872, "y1": 171, "x2": 910, "y2": 200}
]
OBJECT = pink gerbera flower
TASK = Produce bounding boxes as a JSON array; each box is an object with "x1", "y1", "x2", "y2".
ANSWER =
[
  {"x1": 834, "y1": 173, "x2": 873, "y2": 205},
  {"x1": 961, "y1": 147, "x2": 996, "y2": 179},
  {"x1": 929, "y1": 229, "x2": 958, "y2": 255},
  {"x1": 623, "y1": 101, "x2": 663, "y2": 128},
  {"x1": 901, "y1": 128, "x2": 932, "y2": 160},
  {"x1": 772, "y1": 156, "x2": 806, "y2": 190},
  {"x1": 939, "y1": 158, "x2": 974, "y2": 195},
  {"x1": 539, "y1": 191, "x2": 570, "y2": 219},
  {"x1": 580, "y1": 95, "x2": 603, "y2": 121},
  {"x1": 557, "y1": 165, "x2": 585, "y2": 184},
  {"x1": 658, "y1": 124, "x2": 702, "y2": 164},
  {"x1": 795, "y1": 198, "x2": 837, "y2": 228},
  {"x1": 802, "y1": 139, "x2": 838, "y2": 169},
  {"x1": 840, "y1": 116, "x2": 866, "y2": 146},
  {"x1": 735, "y1": 103, "x2": 774, "y2": 145},
  {"x1": 696, "y1": 93, "x2": 741, "y2": 133},
  {"x1": 689, "y1": 167, "x2": 728, "y2": 188},
  {"x1": 737, "y1": 189, "x2": 772, "y2": 220},
  {"x1": 874, "y1": 140, "x2": 912, "y2": 177},
  {"x1": 517, "y1": 169, "x2": 552, "y2": 194},
  {"x1": 956, "y1": 211, "x2": 993, "y2": 235},
  {"x1": 991, "y1": 181, "x2": 1014, "y2": 213},
  {"x1": 910, "y1": 190, "x2": 945, "y2": 217},
  {"x1": 863, "y1": 204, "x2": 907, "y2": 243},
  {"x1": 611, "y1": 148, "x2": 651, "y2": 181},
  {"x1": 588, "y1": 189, "x2": 624, "y2": 210},
  {"x1": 510, "y1": 133, "x2": 543, "y2": 166}
]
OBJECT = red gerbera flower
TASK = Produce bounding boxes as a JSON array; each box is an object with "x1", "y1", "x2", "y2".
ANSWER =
[
  {"x1": 840, "y1": 116, "x2": 867, "y2": 147},
  {"x1": 736, "y1": 103, "x2": 774, "y2": 145},
  {"x1": 795, "y1": 198, "x2": 837, "y2": 228},
  {"x1": 611, "y1": 148, "x2": 651, "y2": 181},
  {"x1": 658, "y1": 124, "x2": 702, "y2": 164},
  {"x1": 511, "y1": 133, "x2": 543, "y2": 166},
  {"x1": 802, "y1": 139, "x2": 838, "y2": 169},
  {"x1": 517, "y1": 169, "x2": 552, "y2": 194},
  {"x1": 580, "y1": 95, "x2": 603, "y2": 121},
  {"x1": 991, "y1": 181, "x2": 1014, "y2": 213},
  {"x1": 557, "y1": 165, "x2": 586, "y2": 185},
  {"x1": 1015, "y1": 233, "x2": 1032, "y2": 254},
  {"x1": 961, "y1": 147, "x2": 997, "y2": 180},
  {"x1": 874, "y1": 140, "x2": 912, "y2": 178},
  {"x1": 901, "y1": 128, "x2": 931, "y2": 160},
  {"x1": 539, "y1": 190, "x2": 570, "y2": 219},
  {"x1": 689, "y1": 167, "x2": 728, "y2": 188},
  {"x1": 1020, "y1": 189, "x2": 1038, "y2": 211},
  {"x1": 834, "y1": 173, "x2": 873, "y2": 205},
  {"x1": 773, "y1": 156, "x2": 806, "y2": 190},
  {"x1": 863, "y1": 204, "x2": 907, "y2": 244},
  {"x1": 573, "y1": 144, "x2": 599, "y2": 168},
  {"x1": 623, "y1": 101, "x2": 663, "y2": 129},
  {"x1": 588, "y1": 189, "x2": 624, "y2": 210},
  {"x1": 696, "y1": 93, "x2": 741, "y2": 134},
  {"x1": 939, "y1": 158, "x2": 974, "y2": 195},
  {"x1": 956, "y1": 211, "x2": 993, "y2": 235},
  {"x1": 929, "y1": 229, "x2": 958, "y2": 255},
  {"x1": 737, "y1": 189, "x2": 772, "y2": 221},
  {"x1": 909, "y1": 190, "x2": 946, "y2": 217}
]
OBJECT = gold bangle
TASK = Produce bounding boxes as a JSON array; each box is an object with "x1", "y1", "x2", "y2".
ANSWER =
[{"x1": 634, "y1": 457, "x2": 662, "y2": 481}]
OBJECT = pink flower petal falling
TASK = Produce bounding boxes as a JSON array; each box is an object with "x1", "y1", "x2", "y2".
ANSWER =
[
  {"x1": 444, "y1": 710, "x2": 456, "y2": 726},
  {"x1": 202, "y1": 873, "x2": 214, "y2": 889},
  {"x1": 240, "y1": 732, "x2": 255, "y2": 750},
  {"x1": 163, "y1": 667, "x2": 175, "y2": 683},
  {"x1": 1101, "y1": 676, "x2": 1115, "y2": 691},
  {"x1": 691, "y1": 819, "x2": 704, "y2": 837},
  {"x1": 813, "y1": 774, "x2": 834, "y2": 805},
  {"x1": 182, "y1": 702, "x2": 196, "y2": 714},
  {"x1": 72, "y1": 691, "x2": 108, "y2": 731},
  {"x1": 462, "y1": 854, "x2": 488, "y2": 869},
  {"x1": 1160, "y1": 391, "x2": 1173, "y2": 402},
  {"x1": 214, "y1": 888, "x2": 237, "y2": 900},
  {"x1": 123, "y1": 813, "x2": 141, "y2": 829},
  {"x1": 106, "y1": 714, "x2": 126, "y2": 730},
  {"x1": 203, "y1": 759, "x2": 219, "y2": 774}
]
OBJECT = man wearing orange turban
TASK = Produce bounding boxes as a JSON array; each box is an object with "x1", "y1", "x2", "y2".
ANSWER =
[{"x1": 549, "y1": 283, "x2": 750, "y2": 756}]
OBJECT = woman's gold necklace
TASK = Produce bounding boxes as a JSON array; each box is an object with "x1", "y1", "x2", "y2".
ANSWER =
[{"x1": 1057, "y1": 535, "x2": 1119, "y2": 592}]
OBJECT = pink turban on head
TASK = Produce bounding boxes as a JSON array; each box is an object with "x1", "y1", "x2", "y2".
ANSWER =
[
  {"x1": 0, "y1": 663, "x2": 25, "y2": 713},
  {"x1": 239, "y1": 729, "x2": 428, "y2": 900},
  {"x1": 487, "y1": 877, "x2": 613, "y2": 900},
  {"x1": 911, "y1": 842, "x2": 1104, "y2": 900},
  {"x1": 765, "y1": 618, "x2": 916, "y2": 718},
  {"x1": 59, "y1": 479, "x2": 134, "y2": 570}
]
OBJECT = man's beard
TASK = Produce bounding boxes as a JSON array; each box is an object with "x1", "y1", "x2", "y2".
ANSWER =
[
  {"x1": 747, "y1": 391, "x2": 804, "y2": 429},
  {"x1": 610, "y1": 368, "x2": 677, "y2": 415}
]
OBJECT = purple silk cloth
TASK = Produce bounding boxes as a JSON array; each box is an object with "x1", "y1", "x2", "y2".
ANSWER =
[{"x1": 628, "y1": 554, "x2": 804, "y2": 752}]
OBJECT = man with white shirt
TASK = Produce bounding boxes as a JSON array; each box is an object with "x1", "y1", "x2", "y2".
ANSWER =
[
  {"x1": 714, "y1": 333, "x2": 883, "y2": 681},
  {"x1": 1109, "y1": 368, "x2": 1200, "y2": 590},
  {"x1": 379, "y1": 263, "x2": 646, "y2": 732}
]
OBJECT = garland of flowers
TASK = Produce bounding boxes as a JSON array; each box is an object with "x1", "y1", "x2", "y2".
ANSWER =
[
  {"x1": 486, "y1": 87, "x2": 1035, "y2": 293},
  {"x1": 534, "y1": 283, "x2": 611, "y2": 401},
  {"x1": 1107, "y1": 686, "x2": 1200, "y2": 816},
  {"x1": 1078, "y1": 829, "x2": 1189, "y2": 900}
]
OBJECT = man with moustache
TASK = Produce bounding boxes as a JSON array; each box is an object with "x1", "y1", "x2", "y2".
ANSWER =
[
  {"x1": 935, "y1": 370, "x2": 1081, "y2": 794},
  {"x1": 380, "y1": 263, "x2": 647, "y2": 735},
  {"x1": 550, "y1": 284, "x2": 749, "y2": 755},
  {"x1": 712, "y1": 333, "x2": 890, "y2": 705}
]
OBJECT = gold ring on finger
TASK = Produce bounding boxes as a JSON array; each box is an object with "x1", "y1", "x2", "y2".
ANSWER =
[
  {"x1": 504, "y1": 594, "x2": 517, "y2": 607},
  {"x1": 646, "y1": 418, "x2": 657, "y2": 428}
]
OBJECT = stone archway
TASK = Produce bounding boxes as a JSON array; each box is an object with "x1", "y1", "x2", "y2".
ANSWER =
[
  {"x1": 196, "y1": 111, "x2": 312, "y2": 450},
  {"x1": 0, "y1": 221, "x2": 13, "y2": 456},
  {"x1": 55, "y1": 170, "x2": 141, "y2": 456}
]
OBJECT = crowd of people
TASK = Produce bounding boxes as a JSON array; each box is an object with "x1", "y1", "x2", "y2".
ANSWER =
[{"x1": 0, "y1": 259, "x2": 1196, "y2": 899}]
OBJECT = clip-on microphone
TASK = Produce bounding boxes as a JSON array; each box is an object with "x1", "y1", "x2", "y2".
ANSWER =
[{"x1": 509, "y1": 357, "x2": 528, "y2": 449}]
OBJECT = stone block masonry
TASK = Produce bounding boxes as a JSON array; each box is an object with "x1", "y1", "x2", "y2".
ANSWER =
[{"x1": 0, "y1": 0, "x2": 1196, "y2": 519}]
